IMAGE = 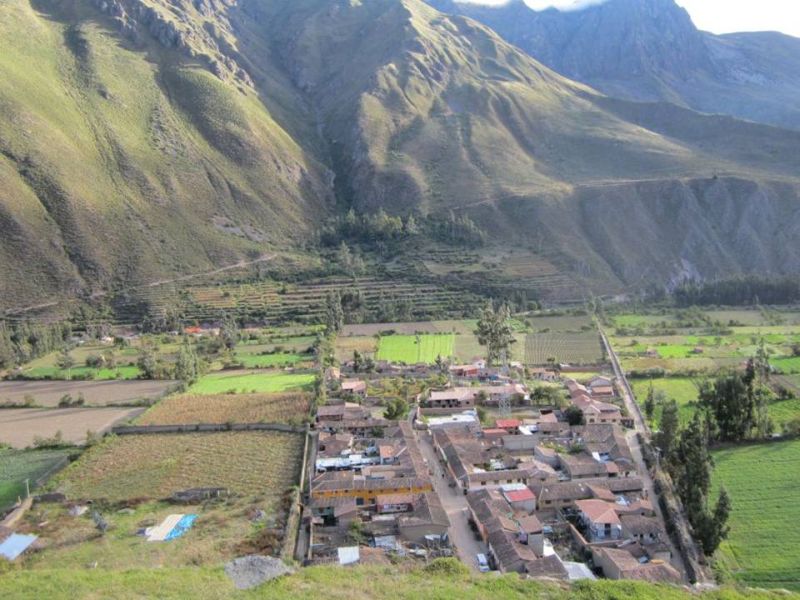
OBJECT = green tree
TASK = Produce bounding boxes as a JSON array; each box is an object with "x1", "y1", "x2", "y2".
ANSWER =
[
  {"x1": 564, "y1": 405, "x2": 585, "y2": 426},
  {"x1": 475, "y1": 302, "x2": 515, "y2": 366},
  {"x1": 383, "y1": 398, "x2": 409, "y2": 420},
  {"x1": 655, "y1": 399, "x2": 680, "y2": 463},
  {"x1": 644, "y1": 383, "x2": 657, "y2": 422},
  {"x1": 137, "y1": 344, "x2": 158, "y2": 379},
  {"x1": 698, "y1": 370, "x2": 756, "y2": 442},
  {"x1": 175, "y1": 341, "x2": 200, "y2": 384},
  {"x1": 56, "y1": 347, "x2": 75, "y2": 379},
  {"x1": 220, "y1": 316, "x2": 239, "y2": 351},
  {"x1": 325, "y1": 291, "x2": 344, "y2": 334}
]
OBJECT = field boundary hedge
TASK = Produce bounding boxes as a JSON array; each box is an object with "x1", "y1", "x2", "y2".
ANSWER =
[{"x1": 111, "y1": 423, "x2": 305, "y2": 435}]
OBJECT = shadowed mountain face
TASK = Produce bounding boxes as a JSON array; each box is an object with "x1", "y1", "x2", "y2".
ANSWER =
[
  {"x1": 0, "y1": 0, "x2": 799, "y2": 309},
  {"x1": 430, "y1": 0, "x2": 800, "y2": 130}
]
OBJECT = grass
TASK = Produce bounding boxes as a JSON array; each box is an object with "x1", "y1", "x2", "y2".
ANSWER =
[
  {"x1": 712, "y1": 439, "x2": 800, "y2": 590},
  {"x1": 0, "y1": 562, "x2": 797, "y2": 599},
  {"x1": 376, "y1": 334, "x2": 455, "y2": 364},
  {"x1": 52, "y1": 431, "x2": 304, "y2": 502},
  {"x1": 630, "y1": 378, "x2": 699, "y2": 425},
  {"x1": 189, "y1": 371, "x2": 315, "y2": 394},
  {"x1": 232, "y1": 352, "x2": 312, "y2": 369},
  {"x1": 137, "y1": 392, "x2": 311, "y2": 425},
  {"x1": 772, "y1": 356, "x2": 800, "y2": 374},
  {"x1": 0, "y1": 448, "x2": 76, "y2": 511}
]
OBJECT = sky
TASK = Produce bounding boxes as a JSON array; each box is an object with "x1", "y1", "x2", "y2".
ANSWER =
[{"x1": 458, "y1": 0, "x2": 800, "y2": 37}]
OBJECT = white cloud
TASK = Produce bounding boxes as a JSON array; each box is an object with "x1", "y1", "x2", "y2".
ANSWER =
[{"x1": 456, "y1": 0, "x2": 800, "y2": 37}]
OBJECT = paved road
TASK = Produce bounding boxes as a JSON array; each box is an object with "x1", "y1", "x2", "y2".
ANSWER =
[
  {"x1": 600, "y1": 329, "x2": 692, "y2": 581},
  {"x1": 415, "y1": 428, "x2": 487, "y2": 572}
]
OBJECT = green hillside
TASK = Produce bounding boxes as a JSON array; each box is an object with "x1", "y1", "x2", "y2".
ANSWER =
[
  {"x1": 2, "y1": 0, "x2": 800, "y2": 311},
  {"x1": 1, "y1": 562, "x2": 798, "y2": 599}
]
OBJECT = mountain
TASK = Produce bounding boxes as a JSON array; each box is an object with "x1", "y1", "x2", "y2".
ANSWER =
[
  {"x1": 1, "y1": 0, "x2": 800, "y2": 311},
  {"x1": 429, "y1": 0, "x2": 800, "y2": 130}
]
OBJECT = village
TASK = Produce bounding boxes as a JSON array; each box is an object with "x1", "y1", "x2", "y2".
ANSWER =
[{"x1": 304, "y1": 357, "x2": 684, "y2": 584}]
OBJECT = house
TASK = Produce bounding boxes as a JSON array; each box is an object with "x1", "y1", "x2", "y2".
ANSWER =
[
  {"x1": 588, "y1": 376, "x2": 615, "y2": 398},
  {"x1": 495, "y1": 419, "x2": 521, "y2": 434},
  {"x1": 397, "y1": 493, "x2": 450, "y2": 542},
  {"x1": 427, "y1": 412, "x2": 481, "y2": 432},
  {"x1": 620, "y1": 514, "x2": 664, "y2": 545},
  {"x1": 450, "y1": 364, "x2": 480, "y2": 378},
  {"x1": 573, "y1": 397, "x2": 623, "y2": 425},
  {"x1": 591, "y1": 547, "x2": 682, "y2": 583},
  {"x1": 341, "y1": 379, "x2": 367, "y2": 397},
  {"x1": 376, "y1": 493, "x2": 415, "y2": 514},
  {"x1": 574, "y1": 499, "x2": 622, "y2": 541},
  {"x1": 502, "y1": 485, "x2": 537, "y2": 512},
  {"x1": 427, "y1": 388, "x2": 477, "y2": 409},
  {"x1": 482, "y1": 384, "x2": 530, "y2": 406},
  {"x1": 529, "y1": 368, "x2": 559, "y2": 382},
  {"x1": 559, "y1": 453, "x2": 616, "y2": 480}
]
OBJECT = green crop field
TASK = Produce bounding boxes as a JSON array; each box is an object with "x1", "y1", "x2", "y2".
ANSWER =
[
  {"x1": 712, "y1": 439, "x2": 800, "y2": 590},
  {"x1": 524, "y1": 332, "x2": 604, "y2": 365},
  {"x1": 376, "y1": 334, "x2": 455, "y2": 364},
  {"x1": 189, "y1": 371, "x2": 315, "y2": 394},
  {"x1": 1, "y1": 448, "x2": 77, "y2": 511},
  {"x1": 232, "y1": 350, "x2": 312, "y2": 369}
]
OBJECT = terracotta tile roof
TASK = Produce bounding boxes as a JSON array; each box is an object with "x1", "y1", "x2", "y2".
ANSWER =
[{"x1": 575, "y1": 499, "x2": 621, "y2": 525}]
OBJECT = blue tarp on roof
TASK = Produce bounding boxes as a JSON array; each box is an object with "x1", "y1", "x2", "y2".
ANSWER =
[
  {"x1": 0, "y1": 534, "x2": 37, "y2": 561},
  {"x1": 165, "y1": 514, "x2": 197, "y2": 540}
]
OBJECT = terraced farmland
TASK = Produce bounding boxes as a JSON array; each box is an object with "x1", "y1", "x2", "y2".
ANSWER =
[
  {"x1": 376, "y1": 334, "x2": 455, "y2": 364},
  {"x1": 1, "y1": 448, "x2": 76, "y2": 511},
  {"x1": 138, "y1": 392, "x2": 311, "y2": 425},
  {"x1": 53, "y1": 431, "x2": 304, "y2": 502},
  {"x1": 524, "y1": 332, "x2": 605, "y2": 365},
  {"x1": 183, "y1": 278, "x2": 482, "y2": 323},
  {"x1": 712, "y1": 439, "x2": 800, "y2": 590}
]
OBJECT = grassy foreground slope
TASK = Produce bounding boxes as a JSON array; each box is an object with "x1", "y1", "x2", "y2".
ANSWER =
[{"x1": 1, "y1": 563, "x2": 797, "y2": 600}]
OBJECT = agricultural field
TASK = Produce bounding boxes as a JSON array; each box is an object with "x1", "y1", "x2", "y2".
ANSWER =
[
  {"x1": 524, "y1": 332, "x2": 605, "y2": 365},
  {"x1": 630, "y1": 378, "x2": 700, "y2": 425},
  {"x1": 0, "y1": 407, "x2": 145, "y2": 448},
  {"x1": 375, "y1": 334, "x2": 455, "y2": 364},
  {"x1": 334, "y1": 335, "x2": 379, "y2": 363},
  {"x1": 138, "y1": 392, "x2": 311, "y2": 425},
  {"x1": 712, "y1": 439, "x2": 800, "y2": 591},
  {"x1": 0, "y1": 448, "x2": 77, "y2": 511},
  {"x1": 0, "y1": 380, "x2": 175, "y2": 408},
  {"x1": 52, "y1": 431, "x2": 304, "y2": 503},
  {"x1": 232, "y1": 349, "x2": 313, "y2": 369},
  {"x1": 528, "y1": 314, "x2": 594, "y2": 333},
  {"x1": 342, "y1": 320, "x2": 476, "y2": 336},
  {"x1": 189, "y1": 370, "x2": 315, "y2": 394}
]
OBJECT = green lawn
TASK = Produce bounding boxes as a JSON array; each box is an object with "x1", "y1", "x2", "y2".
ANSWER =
[
  {"x1": 376, "y1": 334, "x2": 455, "y2": 364},
  {"x1": 0, "y1": 448, "x2": 76, "y2": 511},
  {"x1": 189, "y1": 371, "x2": 315, "y2": 394},
  {"x1": 712, "y1": 439, "x2": 800, "y2": 590}
]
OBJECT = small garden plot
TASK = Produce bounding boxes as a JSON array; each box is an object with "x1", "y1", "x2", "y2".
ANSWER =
[
  {"x1": 524, "y1": 332, "x2": 604, "y2": 365},
  {"x1": 0, "y1": 380, "x2": 175, "y2": 408},
  {"x1": 0, "y1": 407, "x2": 144, "y2": 449},
  {"x1": 375, "y1": 334, "x2": 454, "y2": 364},
  {"x1": 138, "y1": 392, "x2": 311, "y2": 425},
  {"x1": 53, "y1": 431, "x2": 304, "y2": 503},
  {"x1": 1, "y1": 448, "x2": 77, "y2": 511},
  {"x1": 712, "y1": 439, "x2": 800, "y2": 590},
  {"x1": 189, "y1": 371, "x2": 314, "y2": 394}
]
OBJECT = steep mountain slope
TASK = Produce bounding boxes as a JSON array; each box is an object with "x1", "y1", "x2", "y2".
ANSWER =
[
  {"x1": 0, "y1": 0, "x2": 333, "y2": 309},
  {"x1": 1, "y1": 0, "x2": 799, "y2": 310},
  {"x1": 430, "y1": 0, "x2": 800, "y2": 130}
]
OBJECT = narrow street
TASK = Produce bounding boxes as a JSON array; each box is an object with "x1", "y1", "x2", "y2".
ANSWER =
[{"x1": 415, "y1": 428, "x2": 487, "y2": 572}]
